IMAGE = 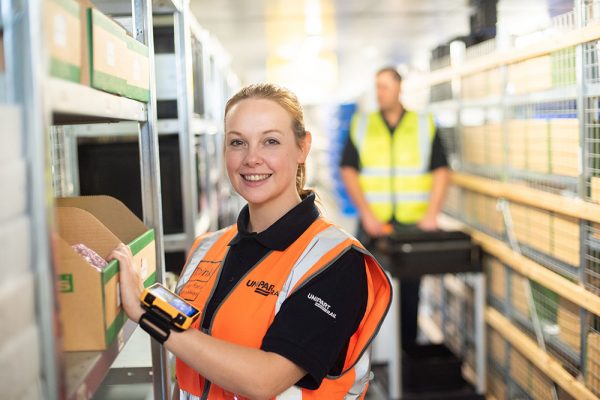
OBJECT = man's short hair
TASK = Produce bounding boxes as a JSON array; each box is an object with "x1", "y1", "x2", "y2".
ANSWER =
[{"x1": 376, "y1": 67, "x2": 402, "y2": 83}]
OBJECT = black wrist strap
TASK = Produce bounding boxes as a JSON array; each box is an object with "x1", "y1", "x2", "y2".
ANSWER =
[{"x1": 139, "y1": 311, "x2": 171, "y2": 344}]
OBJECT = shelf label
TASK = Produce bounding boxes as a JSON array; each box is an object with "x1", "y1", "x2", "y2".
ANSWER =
[{"x1": 59, "y1": 273, "x2": 73, "y2": 293}]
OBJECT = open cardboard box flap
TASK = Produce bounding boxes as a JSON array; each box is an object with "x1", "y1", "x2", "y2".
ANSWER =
[{"x1": 56, "y1": 195, "x2": 147, "y2": 244}]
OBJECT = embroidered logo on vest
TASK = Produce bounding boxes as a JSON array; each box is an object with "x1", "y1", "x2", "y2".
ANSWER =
[{"x1": 307, "y1": 292, "x2": 337, "y2": 319}]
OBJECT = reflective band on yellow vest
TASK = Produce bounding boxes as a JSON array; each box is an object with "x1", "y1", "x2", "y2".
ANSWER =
[
  {"x1": 175, "y1": 218, "x2": 392, "y2": 399},
  {"x1": 351, "y1": 110, "x2": 435, "y2": 224}
]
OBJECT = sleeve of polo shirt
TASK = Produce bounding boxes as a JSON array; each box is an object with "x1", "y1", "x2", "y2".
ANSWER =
[
  {"x1": 260, "y1": 249, "x2": 368, "y2": 390},
  {"x1": 339, "y1": 131, "x2": 361, "y2": 171},
  {"x1": 429, "y1": 128, "x2": 449, "y2": 171}
]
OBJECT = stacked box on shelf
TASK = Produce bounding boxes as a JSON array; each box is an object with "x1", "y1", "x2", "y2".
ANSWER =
[
  {"x1": 528, "y1": 207, "x2": 552, "y2": 254},
  {"x1": 511, "y1": 273, "x2": 531, "y2": 318},
  {"x1": 461, "y1": 125, "x2": 486, "y2": 166},
  {"x1": 510, "y1": 348, "x2": 531, "y2": 391},
  {"x1": 487, "y1": 123, "x2": 503, "y2": 167},
  {"x1": 552, "y1": 214, "x2": 580, "y2": 266},
  {"x1": 549, "y1": 118, "x2": 580, "y2": 177},
  {"x1": 86, "y1": 8, "x2": 150, "y2": 100},
  {"x1": 47, "y1": 0, "x2": 82, "y2": 83},
  {"x1": 526, "y1": 119, "x2": 550, "y2": 174},
  {"x1": 508, "y1": 120, "x2": 528, "y2": 170},
  {"x1": 587, "y1": 332, "x2": 600, "y2": 396},
  {"x1": 530, "y1": 367, "x2": 557, "y2": 400},
  {"x1": 488, "y1": 257, "x2": 506, "y2": 301},
  {"x1": 508, "y1": 56, "x2": 553, "y2": 95},
  {"x1": 55, "y1": 195, "x2": 156, "y2": 351},
  {"x1": 488, "y1": 68, "x2": 503, "y2": 97},
  {"x1": 509, "y1": 202, "x2": 529, "y2": 245},
  {"x1": 488, "y1": 326, "x2": 507, "y2": 365},
  {"x1": 487, "y1": 369, "x2": 507, "y2": 400},
  {"x1": 556, "y1": 298, "x2": 581, "y2": 352},
  {"x1": 591, "y1": 177, "x2": 600, "y2": 203}
]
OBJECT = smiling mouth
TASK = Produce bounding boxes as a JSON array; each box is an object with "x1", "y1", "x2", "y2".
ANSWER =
[{"x1": 242, "y1": 174, "x2": 272, "y2": 182}]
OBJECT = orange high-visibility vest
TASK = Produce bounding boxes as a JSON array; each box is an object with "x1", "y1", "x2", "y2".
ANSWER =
[{"x1": 174, "y1": 217, "x2": 391, "y2": 400}]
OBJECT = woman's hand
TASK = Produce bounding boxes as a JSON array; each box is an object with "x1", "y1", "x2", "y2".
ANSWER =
[
  {"x1": 360, "y1": 209, "x2": 388, "y2": 237},
  {"x1": 108, "y1": 243, "x2": 145, "y2": 323}
]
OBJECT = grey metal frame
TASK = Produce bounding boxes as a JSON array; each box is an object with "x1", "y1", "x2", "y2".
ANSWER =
[{"x1": 3, "y1": 0, "x2": 177, "y2": 398}]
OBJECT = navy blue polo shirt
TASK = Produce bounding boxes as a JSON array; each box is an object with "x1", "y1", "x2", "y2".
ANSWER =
[{"x1": 200, "y1": 193, "x2": 368, "y2": 389}]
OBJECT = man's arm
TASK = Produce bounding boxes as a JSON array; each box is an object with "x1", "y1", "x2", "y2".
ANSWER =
[
  {"x1": 418, "y1": 167, "x2": 451, "y2": 231},
  {"x1": 340, "y1": 167, "x2": 388, "y2": 237}
]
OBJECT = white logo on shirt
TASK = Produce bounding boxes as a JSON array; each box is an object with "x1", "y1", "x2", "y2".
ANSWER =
[{"x1": 307, "y1": 293, "x2": 337, "y2": 319}]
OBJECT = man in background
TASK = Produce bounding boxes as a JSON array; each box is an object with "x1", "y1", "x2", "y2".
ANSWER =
[{"x1": 339, "y1": 66, "x2": 451, "y2": 351}]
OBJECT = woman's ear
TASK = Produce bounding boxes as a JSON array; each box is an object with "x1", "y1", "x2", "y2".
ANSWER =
[{"x1": 298, "y1": 131, "x2": 312, "y2": 163}]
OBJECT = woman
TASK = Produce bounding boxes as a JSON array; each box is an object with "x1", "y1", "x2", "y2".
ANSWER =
[{"x1": 111, "y1": 83, "x2": 391, "y2": 400}]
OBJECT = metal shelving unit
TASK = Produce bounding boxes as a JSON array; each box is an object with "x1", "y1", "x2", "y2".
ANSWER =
[
  {"x1": 422, "y1": 1, "x2": 600, "y2": 398},
  {"x1": 0, "y1": 0, "x2": 191, "y2": 398}
]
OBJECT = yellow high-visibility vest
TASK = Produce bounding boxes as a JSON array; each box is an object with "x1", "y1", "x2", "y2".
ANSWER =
[{"x1": 351, "y1": 110, "x2": 436, "y2": 224}]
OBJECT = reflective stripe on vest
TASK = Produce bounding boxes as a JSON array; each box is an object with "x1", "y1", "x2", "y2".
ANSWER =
[
  {"x1": 351, "y1": 111, "x2": 434, "y2": 224},
  {"x1": 177, "y1": 218, "x2": 391, "y2": 399}
]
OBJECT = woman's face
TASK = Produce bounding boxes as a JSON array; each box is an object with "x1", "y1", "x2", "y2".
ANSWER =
[{"x1": 224, "y1": 98, "x2": 310, "y2": 209}]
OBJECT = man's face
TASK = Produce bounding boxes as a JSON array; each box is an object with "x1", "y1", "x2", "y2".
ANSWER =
[{"x1": 376, "y1": 71, "x2": 401, "y2": 111}]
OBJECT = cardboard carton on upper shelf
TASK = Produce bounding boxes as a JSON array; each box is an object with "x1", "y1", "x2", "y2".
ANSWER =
[
  {"x1": 526, "y1": 119, "x2": 550, "y2": 174},
  {"x1": 549, "y1": 118, "x2": 580, "y2": 177},
  {"x1": 551, "y1": 214, "x2": 580, "y2": 267},
  {"x1": 530, "y1": 367, "x2": 556, "y2": 400},
  {"x1": 509, "y1": 348, "x2": 531, "y2": 390},
  {"x1": 47, "y1": 0, "x2": 82, "y2": 83},
  {"x1": 87, "y1": 7, "x2": 129, "y2": 96},
  {"x1": 591, "y1": 177, "x2": 600, "y2": 203},
  {"x1": 527, "y1": 208, "x2": 552, "y2": 254},
  {"x1": 55, "y1": 195, "x2": 156, "y2": 351},
  {"x1": 557, "y1": 298, "x2": 581, "y2": 352},
  {"x1": 508, "y1": 120, "x2": 527, "y2": 170},
  {"x1": 488, "y1": 258, "x2": 506, "y2": 300},
  {"x1": 587, "y1": 332, "x2": 600, "y2": 395},
  {"x1": 511, "y1": 273, "x2": 531, "y2": 318},
  {"x1": 488, "y1": 327, "x2": 506, "y2": 365},
  {"x1": 123, "y1": 34, "x2": 150, "y2": 102},
  {"x1": 487, "y1": 123, "x2": 503, "y2": 167}
]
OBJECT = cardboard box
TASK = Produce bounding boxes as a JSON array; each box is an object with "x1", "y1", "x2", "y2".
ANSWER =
[
  {"x1": 526, "y1": 56, "x2": 553, "y2": 93},
  {"x1": 488, "y1": 327, "x2": 506, "y2": 364},
  {"x1": 0, "y1": 216, "x2": 30, "y2": 276},
  {"x1": 549, "y1": 119, "x2": 580, "y2": 177},
  {"x1": 55, "y1": 195, "x2": 156, "y2": 351},
  {"x1": 487, "y1": 123, "x2": 504, "y2": 166},
  {"x1": 530, "y1": 367, "x2": 555, "y2": 400},
  {"x1": 511, "y1": 273, "x2": 530, "y2": 317},
  {"x1": 0, "y1": 159, "x2": 26, "y2": 223},
  {"x1": 587, "y1": 332, "x2": 600, "y2": 396},
  {"x1": 552, "y1": 215, "x2": 580, "y2": 266},
  {"x1": 526, "y1": 119, "x2": 550, "y2": 174},
  {"x1": 528, "y1": 208, "x2": 552, "y2": 254},
  {"x1": 87, "y1": 8, "x2": 129, "y2": 95},
  {"x1": 123, "y1": 35, "x2": 150, "y2": 102},
  {"x1": 590, "y1": 177, "x2": 600, "y2": 203},
  {"x1": 510, "y1": 348, "x2": 531, "y2": 390},
  {"x1": 557, "y1": 298, "x2": 580, "y2": 352},
  {"x1": 47, "y1": 0, "x2": 82, "y2": 83},
  {"x1": 0, "y1": 105, "x2": 22, "y2": 163},
  {"x1": 487, "y1": 370, "x2": 507, "y2": 400},
  {"x1": 488, "y1": 258, "x2": 506, "y2": 300},
  {"x1": 508, "y1": 120, "x2": 527, "y2": 170}
]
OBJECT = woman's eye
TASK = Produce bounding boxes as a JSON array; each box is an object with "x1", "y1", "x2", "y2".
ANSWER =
[
  {"x1": 266, "y1": 138, "x2": 280, "y2": 145},
  {"x1": 229, "y1": 139, "x2": 244, "y2": 147}
]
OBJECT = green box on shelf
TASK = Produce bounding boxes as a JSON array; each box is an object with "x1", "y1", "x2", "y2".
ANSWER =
[
  {"x1": 123, "y1": 35, "x2": 150, "y2": 102},
  {"x1": 87, "y1": 8, "x2": 129, "y2": 96},
  {"x1": 47, "y1": 0, "x2": 82, "y2": 83},
  {"x1": 55, "y1": 195, "x2": 156, "y2": 351}
]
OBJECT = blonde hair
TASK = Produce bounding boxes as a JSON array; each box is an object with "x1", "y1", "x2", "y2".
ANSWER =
[{"x1": 224, "y1": 83, "x2": 312, "y2": 199}]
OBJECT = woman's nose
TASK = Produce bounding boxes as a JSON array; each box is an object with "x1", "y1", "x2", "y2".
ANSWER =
[{"x1": 243, "y1": 144, "x2": 263, "y2": 166}]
